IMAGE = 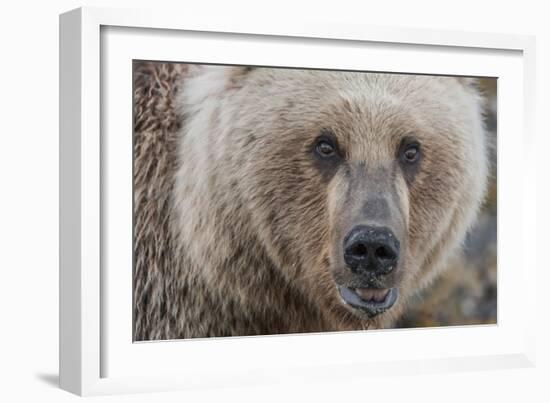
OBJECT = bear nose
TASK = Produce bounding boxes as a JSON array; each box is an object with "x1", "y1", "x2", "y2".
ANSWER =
[{"x1": 343, "y1": 226, "x2": 399, "y2": 274}]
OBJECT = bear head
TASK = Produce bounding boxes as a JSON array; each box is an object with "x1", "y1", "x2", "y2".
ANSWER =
[{"x1": 174, "y1": 66, "x2": 488, "y2": 330}]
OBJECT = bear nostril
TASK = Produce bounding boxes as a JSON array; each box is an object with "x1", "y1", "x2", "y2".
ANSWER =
[
  {"x1": 351, "y1": 243, "x2": 368, "y2": 257},
  {"x1": 375, "y1": 246, "x2": 394, "y2": 261}
]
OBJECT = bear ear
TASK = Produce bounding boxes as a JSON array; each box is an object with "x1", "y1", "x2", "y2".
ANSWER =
[
  {"x1": 183, "y1": 65, "x2": 255, "y2": 107},
  {"x1": 224, "y1": 66, "x2": 255, "y2": 89},
  {"x1": 455, "y1": 77, "x2": 481, "y2": 92},
  {"x1": 187, "y1": 65, "x2": 253, "y2": 80}
]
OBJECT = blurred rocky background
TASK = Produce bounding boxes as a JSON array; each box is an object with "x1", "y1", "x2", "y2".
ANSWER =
[{"x1": 397, "y1": 78, "x2": 497, "y2": 328}]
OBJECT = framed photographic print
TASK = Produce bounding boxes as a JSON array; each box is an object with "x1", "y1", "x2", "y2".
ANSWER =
[{"x1": 59, "y1": 6, "x2": 537, "y2": 396}]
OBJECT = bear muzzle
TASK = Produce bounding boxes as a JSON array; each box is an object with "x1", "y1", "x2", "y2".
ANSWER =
[{"x1": 338, "y1": 286, "x2": 399, "y2": 318}]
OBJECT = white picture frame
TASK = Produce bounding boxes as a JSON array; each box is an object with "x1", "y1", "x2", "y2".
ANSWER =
[{"x1": 59, "y1": 6, "x2": 537, "y2": 396}]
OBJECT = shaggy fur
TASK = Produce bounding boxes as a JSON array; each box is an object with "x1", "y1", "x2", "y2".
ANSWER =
[
  {"x1": 133, "y1": 63, "x2": 488, "y2": 340},
  {"x1": 133, "y1": 61, "x2": 188, "y2": 340}
]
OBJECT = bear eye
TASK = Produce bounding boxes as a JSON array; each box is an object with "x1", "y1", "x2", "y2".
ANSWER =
[
  {"x1": 400, "y1": 142, "x2": 421, "y2": 164},
  {"x1": 316, "y1": 139, "x2": 336, "y2": 157}
]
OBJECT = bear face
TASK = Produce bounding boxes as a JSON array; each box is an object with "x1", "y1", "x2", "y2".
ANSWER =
[{"x1": 173, "y1": 66, "x2": 488, "y2": 332}]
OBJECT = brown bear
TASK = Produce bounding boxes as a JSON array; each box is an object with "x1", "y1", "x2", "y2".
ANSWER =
[{"x1": 133, "y1": 63, "x2": 488, "y2": 340}]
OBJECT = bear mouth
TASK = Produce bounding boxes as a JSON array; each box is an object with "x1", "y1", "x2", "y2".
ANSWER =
[{"x1": 338, "y1": 286, "x2": 398, "y2": 317}]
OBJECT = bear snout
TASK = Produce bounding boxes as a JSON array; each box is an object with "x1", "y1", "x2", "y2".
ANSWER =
[{"x1": 343, "y1": 225, "x2": 400, "y2": 275}]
